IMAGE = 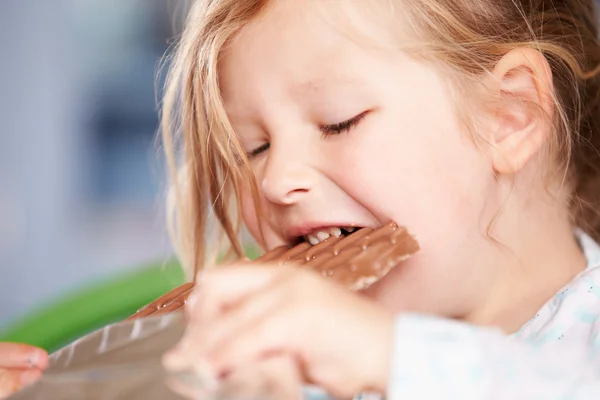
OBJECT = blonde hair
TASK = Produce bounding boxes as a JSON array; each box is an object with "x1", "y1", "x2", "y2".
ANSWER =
[{"x1": 160, "y1": 0, "x2": 600, "y2": 279}]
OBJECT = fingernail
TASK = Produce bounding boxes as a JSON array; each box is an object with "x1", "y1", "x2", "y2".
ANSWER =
[
  {"x1": 162, "y1": 347, "x2": 185, "y2": 371},
  {"x1": 192, "y1": 358, "x2": 219, "y2": 390},
  {"x1": 163, "y1": 345, "x2": 178, "y2": 359},
  {"x1": 186, "y1": 292, "x2": 198, "y2": 310},
  {"x1": 26, "y1": 352, "x2": 41, "y2": 368},
  {"x1": 28, "y1": 349, "x2": 48, "y2": 369}
]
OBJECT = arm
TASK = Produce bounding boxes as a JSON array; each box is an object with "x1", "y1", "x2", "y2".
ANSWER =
[{"x1": 388, "y1": 315, "x2": 600, "y2": 400}]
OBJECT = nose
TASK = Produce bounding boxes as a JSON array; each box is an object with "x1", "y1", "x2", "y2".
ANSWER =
[{"x1": 260, "y1": 144, "x2": 314, "y2": 205}]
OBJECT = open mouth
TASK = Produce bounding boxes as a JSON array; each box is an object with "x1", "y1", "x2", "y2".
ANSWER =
[{"x1": 300, "y1": 226, "x2": 362, "y2": 246}]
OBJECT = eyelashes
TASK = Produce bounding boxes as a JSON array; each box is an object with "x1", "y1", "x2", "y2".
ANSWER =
[
  {"x1": 248, "y1": 142, "x2": 270, "y2": 158},
  {"x1": 245, "y1": 111, "x2": 369, "y2": 158},
  {"x1": 319, "y1": 111, "x2": 368, "y2": 136}
]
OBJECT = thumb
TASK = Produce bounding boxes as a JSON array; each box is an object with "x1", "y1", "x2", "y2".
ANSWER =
[
  {"x1": 189, "y1": 264, "x2": 282, "y2": 322},
  {"x1": 0, "y1": 343, "x2": 47, "y2": 369}
]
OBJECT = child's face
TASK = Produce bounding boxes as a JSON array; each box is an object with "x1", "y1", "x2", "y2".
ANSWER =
[{"x1": 219, "y1": 1, "x2": 504, "y2": 317}]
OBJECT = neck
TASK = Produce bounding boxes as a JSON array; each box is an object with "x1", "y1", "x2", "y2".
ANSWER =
[{"x1": 465, "y1": 195, "x2": 587, "y2": 333}]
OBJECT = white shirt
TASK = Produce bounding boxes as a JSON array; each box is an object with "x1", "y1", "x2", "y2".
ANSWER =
[{"x1": 387, "y1": 232, "x2": 600, "y2": 399}]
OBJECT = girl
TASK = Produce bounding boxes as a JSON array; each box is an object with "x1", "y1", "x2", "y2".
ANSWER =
[
  {"x1": 161, "y1": 0, "x2": 600, "y2": 398},
  {"x1": 0, "y1": 343, "x2": 47, "y2": 398}
]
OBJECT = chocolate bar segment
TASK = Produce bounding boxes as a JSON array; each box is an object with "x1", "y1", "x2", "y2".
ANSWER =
[
  {"x1": 128, "y1": 221, "x2": 419, "y2": 320},
  {"x1": 127, "y1": 283, "x2": 195, "y2": 320}
]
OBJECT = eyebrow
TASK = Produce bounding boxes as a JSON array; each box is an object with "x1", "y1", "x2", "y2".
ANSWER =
[{"x1": 289, "y1": 75, "x2": 367, "y2": 99}]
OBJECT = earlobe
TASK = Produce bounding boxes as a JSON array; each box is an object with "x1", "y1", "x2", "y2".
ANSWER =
[{"x1": 489, "y1": 48, "x2": 554, "y2": 175}]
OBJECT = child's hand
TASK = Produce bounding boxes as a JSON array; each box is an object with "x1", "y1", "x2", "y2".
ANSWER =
[
  {"x1": 0, "y1": 342, "x2": 48, "y2": 398},
  {"x1": 163, "y1": 264, "x2": 394, "y2": 398}
]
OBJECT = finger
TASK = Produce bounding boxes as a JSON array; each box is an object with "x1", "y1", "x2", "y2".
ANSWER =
[
  {"x1": 189, "y1": 265, "x2": 286, "y2": 323},
  {"x1": 162, "y1": 347, "x2": 218, "y2": 382},
  {"x1": 246, "y1": 355, "x2": 303, "y2": 400},
  {"x1": 0, "y1": 343, "x2": 48, "y2": 369},
  {"x1": 201, "y1": 283, "x2": 284, "y2": 364},
  {"x1": 0, "y1": 369, "x2": 19, "y2": 399},
  {"x1": 0, "y1": 369, "x2": 42, "y2": 398},
  {"x1": 209, "y1": 306, "x2": 293, "y2": 376},
  {"x1": 218, "y1": 356, "x2": 303, "y2": 400},
  {"x1": 165, "y1": 375, "x2": 216, "y2": 400},
  {"x1": 257, "y1": 356, "x2": 303, "y2": 400},
  {"x1": 165, "y1": 279, "x2": 283, "y2": 372}
]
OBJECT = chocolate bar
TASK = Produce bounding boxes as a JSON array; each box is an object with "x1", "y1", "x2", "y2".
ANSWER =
[
  {"x1": 12, "y1": 222, "x2": 417, "y2": 399},
  {"x1": 128, "y1": 221, "x2": 419, "y2": 320}
]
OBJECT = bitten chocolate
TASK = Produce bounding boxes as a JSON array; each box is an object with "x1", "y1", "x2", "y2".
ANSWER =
[{"x1": 129, "y1": 221, "x2": 419, "y2": 320}]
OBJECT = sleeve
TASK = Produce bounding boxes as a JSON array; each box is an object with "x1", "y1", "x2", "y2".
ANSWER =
[{"x1": 388, "y1": 314, "x2": 600, "y2": 400}]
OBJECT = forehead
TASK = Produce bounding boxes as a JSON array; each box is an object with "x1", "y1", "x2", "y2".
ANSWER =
[{"x1": 218, "y1": 0, "x2": 399, "y2": 108}]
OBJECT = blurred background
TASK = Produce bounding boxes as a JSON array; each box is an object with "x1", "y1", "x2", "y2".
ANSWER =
[{"x1": 0, "y1": 0, "x2": 186, "y2": 338}]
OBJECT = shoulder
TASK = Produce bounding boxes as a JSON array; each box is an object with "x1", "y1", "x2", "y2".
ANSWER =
[{"x1": 514, "y1": 231, "x2": 600, "y2": 346}]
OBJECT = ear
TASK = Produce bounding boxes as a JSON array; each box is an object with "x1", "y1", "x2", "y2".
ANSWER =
[{"x1": 488, "y1": 48, "x2": 554, "y2": 175}]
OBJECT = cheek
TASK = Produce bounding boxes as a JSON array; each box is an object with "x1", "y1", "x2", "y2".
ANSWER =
[
  {"x1": 333, "y1": 111, "x2": 498, "y2": 314},
  {"x1": 336, "y1": 56, "x2": 496, "y2": 240},
  {"x1": 239, "y1": 187, "x2": 286, "y2": 250},
  {"x1": 327, "y1": 105, "x2": 495, "y2": 252},
  {"x1": 240, "y1": 188, "x2": 262, "y2": 245},
  {"x1": 346, "y1": 129, "x2": 486, "y2": 208}
]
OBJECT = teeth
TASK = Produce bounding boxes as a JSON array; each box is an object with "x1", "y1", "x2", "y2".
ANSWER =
[
  {"x1": 330, "y1": 227, "x2": 342, "y2": 237},
  {"x1": 304, "y1": 226, "x2": 360, "y2": 246},
  {"x1": 307, "y1": 235, "x2": 319, "y2": 245},
  {"x1": 305, "y1": 230, "x2": 334, "y2": 246},
  {"x1": 316, "y1": 231, "x2": 331, "y2": 241}
]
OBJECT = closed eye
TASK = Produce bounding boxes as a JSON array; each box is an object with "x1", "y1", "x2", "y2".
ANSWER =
[
  {"x1": 247, "y1": 142, "x2": 270, "y2": 158},
  {"x1": 320, "y1": 111, "x2": 368, "y2": 136},
  {"x1": 246, "y1": 110, "x2": 368, "y2": 158}
]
